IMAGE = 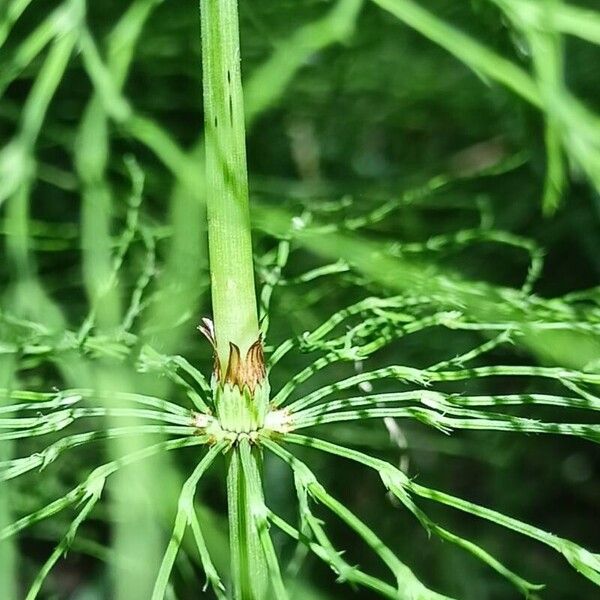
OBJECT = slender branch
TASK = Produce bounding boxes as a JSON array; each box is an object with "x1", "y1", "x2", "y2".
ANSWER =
[
  {"x1": 152, "y1": 441, "x2": 227, "y2": 600},
  {"x1": 25, "y1": 481, "x2": 103, "y2": 600},
  {"x1": 1, "y1": 425, "x2": 196, "y2": 482},
  {"x1": 0, "y1": 436, "x2": 209, "y2": 540},
  {"x1": 264, "y1": 438, "x2": 455, "y2": 600},
  {"x1": 281, "y1": 433, "x2": 600, "y2": 587},
  {"x1": 267, "y1": 509, "x2": 399, "y2": 599}
]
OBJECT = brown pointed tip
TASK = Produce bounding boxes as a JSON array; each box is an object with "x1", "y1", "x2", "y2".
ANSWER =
[
  {"x1": 223, "y1": 337, "x2": 266, "y2": 394},
  {"x1": 225, "y1": 342, "x2": 241, "y2": 388},
  {"x1": 198, "y1": 317, "x2": 220, "y2": 381},
  {"x1": 198, "y1": 317, "x2": 216, "y2": 346}
]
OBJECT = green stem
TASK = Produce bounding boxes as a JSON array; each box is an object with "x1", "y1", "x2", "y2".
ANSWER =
[
  {"x1": 227, "y1": 445, "x2": 268, "y2": 600},
  {"x1": 200, "y1": 2, "x2": 270, "y2": 597},
  {"x1": 201, "y1": 0, "x2": 259, "y2": 370}
]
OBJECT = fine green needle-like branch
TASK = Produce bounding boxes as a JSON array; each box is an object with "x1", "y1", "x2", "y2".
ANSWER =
[
  {"x1": 152, "y1": 440, "x2": 227, "y2": 600},
  {"x1": 264, "y1": 438, "x2": 455, "y2": 600},
  {"x1": 282, "y1": 433, "x2": 600, "y2": 588}
]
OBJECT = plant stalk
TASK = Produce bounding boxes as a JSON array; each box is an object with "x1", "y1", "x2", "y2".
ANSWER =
[
  {"x1": 226, "y1": 443, "x2": 269, "y2": 599},
  {"x1": 200, "y1": 0, "x2": 259, "y2": 372},
  {"x1": 200, "y1": 1, "x2": 270, "y2": 597}
]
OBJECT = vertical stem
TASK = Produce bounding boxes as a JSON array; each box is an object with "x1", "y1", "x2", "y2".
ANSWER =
[
  {"x1": 200, "y1": 3, "x2": 270, "y2": 598},
  {"x1": 227, "y1": 446, "x2": 268, "y2": 600},
  {"x1": 201, "y1": 0, "x2": 259, "y2": 371}
]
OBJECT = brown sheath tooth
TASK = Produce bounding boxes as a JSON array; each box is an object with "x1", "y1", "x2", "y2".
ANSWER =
[
  {"x1": 225, "y1": 342, "x2": 242, "y2": 388},
  {"x1": 225, "y1": 338, "x2": 266, "y2": 393},
  {"x1": 197, "y1": 318, "x2": 217, "y2": 346},
  {"x1": 198, "y1": 318, "x2": 221, "y2": 380},
  {"x1": 246, "y1": 338, "x2": 266, "y2": 392},
  {"x1": 199, "y1": 319, "x2": 266, "y2": 393}
]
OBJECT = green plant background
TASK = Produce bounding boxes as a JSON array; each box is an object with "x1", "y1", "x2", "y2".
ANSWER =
[{"x1": 0, "y1": 0, "x2": 599, "y2": 599}]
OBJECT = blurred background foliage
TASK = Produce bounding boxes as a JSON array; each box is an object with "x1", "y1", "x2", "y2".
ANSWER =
[{"x1": 0, "y1": 0, "x2": 599, "y2": 598}]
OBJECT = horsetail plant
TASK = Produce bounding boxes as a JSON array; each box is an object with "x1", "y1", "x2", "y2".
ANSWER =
[{"x1": 1, "y1": 0, "x2": 600, "y2": 599}]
